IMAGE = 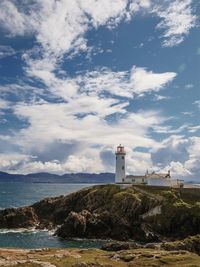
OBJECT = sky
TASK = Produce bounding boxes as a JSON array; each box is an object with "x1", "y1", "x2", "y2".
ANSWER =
[{"x1": 0, "y1": 0, "x2": 199, "y2": 181}]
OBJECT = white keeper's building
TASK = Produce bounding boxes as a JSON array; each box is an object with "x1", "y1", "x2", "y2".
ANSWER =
[{"x1": 115, "y1": 145, "x2": 184, "y2": 188}]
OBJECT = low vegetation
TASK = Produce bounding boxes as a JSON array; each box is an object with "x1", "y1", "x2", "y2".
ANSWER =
[{"x1": 0, "y1": 247, "x2": 200, "y2": 267}]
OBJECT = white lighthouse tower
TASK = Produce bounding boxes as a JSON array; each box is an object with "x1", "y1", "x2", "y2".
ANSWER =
[{"x1": 115, "y1": 145, "x2": 126, "y2": 183}]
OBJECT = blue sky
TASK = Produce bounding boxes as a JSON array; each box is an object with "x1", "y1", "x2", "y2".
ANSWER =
[{"x1": 0, "y1": 0, "x2": 199, "y2": 181}]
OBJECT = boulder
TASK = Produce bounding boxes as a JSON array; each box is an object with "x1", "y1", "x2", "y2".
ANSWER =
[
  {"x1": 101, "y1": 242, "x2": 130, "y2": 251},
  {"x1": 56, "y1": 211, "x2": 87, "y2": 238}
]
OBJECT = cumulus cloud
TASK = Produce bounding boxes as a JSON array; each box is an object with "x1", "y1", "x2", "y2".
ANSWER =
[
  {"x1": 151, "y1": 135, "x2": 189, "y2": 165},
  {"x1": 0, "y1": 90, "x2": 164, "y2": 174},
  {"x1": 0, "y1": 153, "x2": 30, "y2": 172},
  {"x1": 13, "y1": 101, "x2": 161, "y2": 150},
  {"x1": 126, "y1": 149, "x2": 152, "y2": 175},
  {"x1": 151, "y1": 135, "x2": 200, "y2": 180}
]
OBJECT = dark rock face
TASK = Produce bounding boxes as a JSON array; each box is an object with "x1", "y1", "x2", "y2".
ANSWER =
[
  {"x1": 0, "y1": 184, "x2": 199, "y2": 242},
  {"x1": 56, "y1": 211, "x2": 87, "y2": 238},
  {"x1": 0, "y1": 207, "x2": 38, "y2": 228},
  {"x1": 56, "y1": 210, "x2": 112, "y2": 239}
]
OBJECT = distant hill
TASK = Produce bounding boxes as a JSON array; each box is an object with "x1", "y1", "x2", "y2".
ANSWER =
[{"x1": 0, "y1": 171, "x2": 115, "y2": 183}]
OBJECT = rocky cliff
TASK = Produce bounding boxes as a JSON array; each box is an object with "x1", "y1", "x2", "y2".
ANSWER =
[{"x1": 0, "y1": 184, "x2": 200, "y2": 242}]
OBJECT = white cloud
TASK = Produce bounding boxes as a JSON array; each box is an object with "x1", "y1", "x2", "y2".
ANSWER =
[
  {"x1": 162, "y1": 161, "x2": 191, "y2": 178},
  {"x1": 181, "y1": 111, "x2": 194, "y2": 116},
  {"x1": 154, "y1": 0, "x2": 197, "y2": 47},
  {"x1": 19, "y1": 160, "x2": 64, "y2": 174},
  {"x1": 151, "y1": 135, "x2": 200, "y2": 180},
  {"x1": 0, "y1": 0, "x2": 129, "y2": 63},
  {"x1": 194, "y1": 100, "x2": 200, "y2": 109},
  {"x1": 0, "y1": 153, "x2": 30, "y2": 171},
  {"x1": 126, "y1": 0, "x2": 151, "y2": 20},
  {"x1": 0, "y1": 99, "x2": 9, "y2": 110},
  {"x1": 64, "y1": 152, "x2": 104, "y2": 173},
  {"x1": 188, "y1": 125, "x2": 200, "y2": 133},
  {"x1": 80, "y1": 0, "x2": 128, "y2": 27},
  {"x1": 0, "y1": 0, "x2": 194, "y2": 69},
  {"x1": 152, "y1": 124, "x2": 189, "y2": 134},
  {"x1": 153, "y1": 94, "x2": 171, "y2": 101},
  {"x1": 0, "y1": 45, "x2": 16, "y2": 59},
  {"x1": 13, "y1": 101, "x2": 161, "y2": 150},
  {"x1": 130, "y1": 67, "x2": 176, "y2": 94},
  {"x1": 0, "y1": 1, "x2": 28, "y2": 36},
  {"x1": 0, "y1": 98, "x2": 163, "y2": 174},
  {"x1": 22, "y1": 61, "x2": 177, "y2": 101},
  {"x1": 185, "y1": 84, "x2": 194, "y2": 89},
  {"x1": 126, "y1": 149, "x2": 152, "y2": 175},
  {"x1": 0, "y1": 0, "x2": 197, "y2": 178},
  {"x1": 0, "y1": 99, "x2": 10, "y2": 117},
  {"x1": 78, "y1": 66, "x2": 176, "y2": 99}
]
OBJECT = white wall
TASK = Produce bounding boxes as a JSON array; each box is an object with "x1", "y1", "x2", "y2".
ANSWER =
[
  {"x1": 115, "y1": 153, "x2": 126, "y2": 183},
  {"x1": 126, "y1": 175, "x2": 147, "y2": 184},
  {"x1": 147, "y1": 178, "x2": 175, "y2": 187}
]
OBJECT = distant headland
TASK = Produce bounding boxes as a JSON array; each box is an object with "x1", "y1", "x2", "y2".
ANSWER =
[{"x1": 0, "y1": 171, "x2": 114, "y2": 183}]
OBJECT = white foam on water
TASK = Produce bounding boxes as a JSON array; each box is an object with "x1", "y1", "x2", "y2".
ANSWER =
[{"x1": 0, "y1": 228, "x2": 49, "y2": 234}]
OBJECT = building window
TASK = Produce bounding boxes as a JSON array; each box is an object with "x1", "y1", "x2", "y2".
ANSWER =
[{"x1": 122, "y1": 166, "x2": 124, "y2": 170}]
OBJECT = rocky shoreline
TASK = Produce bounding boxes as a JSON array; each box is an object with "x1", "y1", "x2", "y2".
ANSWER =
[
  {"x1": 0, "y1": 184, "x2": 199, "y2": 243},
  {"x1": 0, "y1": 184, "x2": 200, "y2": 266}
]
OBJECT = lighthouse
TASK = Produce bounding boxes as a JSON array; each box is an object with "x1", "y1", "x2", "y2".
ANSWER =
[{"x1": 115, "y1": 145, "x2": 126, "y2": 183}]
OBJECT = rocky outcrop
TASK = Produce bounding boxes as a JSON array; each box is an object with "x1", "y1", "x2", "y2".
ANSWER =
[
  {"x1": 0, "y1": 184, "x2": 199, "y2": 242},
  {"x1": 102, "y1": 235, "x2": 200, "y2": 256},
  {"x1": 0, "y1": 207, "x2": 38, "y2": 228},
  {"x1": 161, "y1": 235, "x2": 200, "y2": 255},
  {"x1": 101, "y1": 241, "x2": 132, "y2": 251},
  {"x1": 55, "y1": 210, "x2": 111, "y2": 239}
]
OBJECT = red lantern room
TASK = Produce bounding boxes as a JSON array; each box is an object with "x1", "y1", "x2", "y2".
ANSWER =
[{"x1": 115, "y1": 144, "x2": 126, "y2": 155}]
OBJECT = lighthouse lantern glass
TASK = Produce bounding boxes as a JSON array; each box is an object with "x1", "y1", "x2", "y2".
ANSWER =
[{"x1": 117, "y1": 146, "x2": 124, "y2": 153}]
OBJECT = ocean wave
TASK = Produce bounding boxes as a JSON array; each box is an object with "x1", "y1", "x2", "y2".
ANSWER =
[{"x1": 0, "y1": 228, "x2": 51, "y2": 234}]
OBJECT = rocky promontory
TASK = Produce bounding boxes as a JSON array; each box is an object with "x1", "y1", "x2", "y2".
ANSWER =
[{"x1": 0, "y1": 184, "x2": 200, "y2": 242}]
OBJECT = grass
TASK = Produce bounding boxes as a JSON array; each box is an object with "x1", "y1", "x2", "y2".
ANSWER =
[{"x1": 1, "y1": 248, "x2": 200, "y2": 267}]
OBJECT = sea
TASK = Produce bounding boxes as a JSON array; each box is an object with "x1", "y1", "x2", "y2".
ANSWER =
[{"x1": 0, "y1": 182, "x2": 104, "y2": 249}]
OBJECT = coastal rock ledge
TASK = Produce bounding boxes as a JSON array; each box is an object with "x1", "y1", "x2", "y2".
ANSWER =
[{"x1": 0, "y1": 184, "x2": 200, "y2": 242}]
